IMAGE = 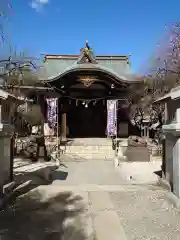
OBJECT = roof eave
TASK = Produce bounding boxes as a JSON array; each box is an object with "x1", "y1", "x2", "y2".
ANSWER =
[{"x1": 45, "y1": 66, "x2": 138, "y2": 86}]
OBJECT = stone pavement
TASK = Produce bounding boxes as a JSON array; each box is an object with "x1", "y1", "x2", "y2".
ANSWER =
[
  {"x1": 1, "y1": 157, "x2": 180, "y2": 239},
  {"x1": 53, "y1": 160, "x2": 128, "y2": 185},
  {"x1": 1, "y1": 184, "x2": 180, "y2": 239}
]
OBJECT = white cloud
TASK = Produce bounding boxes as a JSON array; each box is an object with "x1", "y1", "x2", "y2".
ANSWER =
[
  {"x1": 39, "y1": 0, "x2": 49, "y2": 3},
  {"x1": 30, "y1": 0, "x2": 49, "y2": 12}
]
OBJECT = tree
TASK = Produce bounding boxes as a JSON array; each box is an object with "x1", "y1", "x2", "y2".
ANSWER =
[
  {"x1": 127, "y1": 73, "x2": 165, "y2": 138},
  {"x1": 0, "y1": 1, "x2": 12, "y2": 44},
  {"x1": 148, "y1": 23, "x2": 180, "y2": 95},
  {"x1": 128, "y1": 23, "x2": 180, "y2": 139}
]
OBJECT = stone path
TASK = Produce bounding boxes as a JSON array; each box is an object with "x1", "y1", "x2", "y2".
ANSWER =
[
  {"x1": 1, "y1": 184, "x2": 180, "y2": 239},
  {"x1": 1, "y1": 157, "x2": 179, "y2": 239},
  {"x1": 53, "y1": 160, "x2": 128, "y2": 185}
]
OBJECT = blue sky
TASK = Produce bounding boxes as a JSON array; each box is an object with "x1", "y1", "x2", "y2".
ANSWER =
[{"x1": 6, "y1": 0, "x2": 180, "y2": 72}]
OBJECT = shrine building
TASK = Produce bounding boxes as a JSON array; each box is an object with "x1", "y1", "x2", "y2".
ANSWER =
[{"x1": 37, "y1": 41, "x2": 141, "y2": 139}]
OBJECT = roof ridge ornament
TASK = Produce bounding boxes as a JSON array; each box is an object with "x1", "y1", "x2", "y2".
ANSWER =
[{"x1": 77, "y1": 40, "x2": 97, "y2": 64}]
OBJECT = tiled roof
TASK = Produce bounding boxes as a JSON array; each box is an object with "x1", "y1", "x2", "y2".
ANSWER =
[{"x1": 38, "y1": 54, "x2": 137, "y2": 83}]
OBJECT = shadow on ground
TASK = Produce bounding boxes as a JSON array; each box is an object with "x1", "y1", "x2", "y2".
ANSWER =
[{"x1": 0, "y1": 190, "x2": 88, "y2": 240}]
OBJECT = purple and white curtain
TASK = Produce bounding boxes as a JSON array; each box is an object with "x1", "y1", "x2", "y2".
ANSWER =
[
  {"x1": 46, "y1": 98, "x2": 58, "y2": 129},
  {"x1": 106, "y1": 100, "x2": 117, "y2": 136}
]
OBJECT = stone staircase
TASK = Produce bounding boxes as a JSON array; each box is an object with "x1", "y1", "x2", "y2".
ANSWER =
[{"x1": 61, "y1": 138, "x2": 115, "y2": 161}]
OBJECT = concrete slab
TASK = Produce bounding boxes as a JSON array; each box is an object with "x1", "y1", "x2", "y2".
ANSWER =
[
  {"x1": 93, "y1": 211, "x2": 127, "y2": 240},
  {"x1": 89, "y1": 191, "x2": 114, "y2": 211},
  {"x1": 62, "y1": 211, "x2": 94, "y2": 240}
]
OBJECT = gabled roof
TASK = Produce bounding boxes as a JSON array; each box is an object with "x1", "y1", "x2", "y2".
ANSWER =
[
  {"x1": 154, "y1": 86, "x2": 180, "y2": 103},
  {"x1": 0, "y1": 88, "x2": 25, "y2": 104},
  {"x1": 39, "y1": 41, "x2": 138, "y2": 83}
]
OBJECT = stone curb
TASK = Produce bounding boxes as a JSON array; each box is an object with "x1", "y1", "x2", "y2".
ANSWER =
[
  {"x1": 158, "y1": 177, "x2": 171, "y2": 191},
  {"x1": 165, "y1": 192, "x2": 180, "y2": 209},
  {"x1": 158, "y1": 177, "x2": 180, "y2": 209}
]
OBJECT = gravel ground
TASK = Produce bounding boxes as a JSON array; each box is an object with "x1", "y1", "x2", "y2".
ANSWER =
[{"x1": 110, "y1": 188, "x2": 180, "y2": 240}]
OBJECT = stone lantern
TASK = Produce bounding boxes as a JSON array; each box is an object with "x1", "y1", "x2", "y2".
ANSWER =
[
  {"x1": 155, "y1": 86, "x2": 180, "y2": 200},
  {"x1": 0, "y1": 88, "x2": 24, "y2": 195}
]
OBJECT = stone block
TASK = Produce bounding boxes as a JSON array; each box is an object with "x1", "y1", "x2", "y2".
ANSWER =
[
  {"x1": 126, "y1": 146, "x2": 150, "y2": 162},
  {"x1": 3, "y1": 181, "x2": 16, "y2": 194}
]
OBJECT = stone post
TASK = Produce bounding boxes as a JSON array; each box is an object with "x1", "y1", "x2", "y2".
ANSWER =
[
  {"x1": 0, "y1": 89, "x2": 24, "y2": 195},
  {"x1": 61, "y1": 112, "x2": 67, "y2": 141},
  {"x1": 163, "y1": 105, "x2": 180, "y2": 198},
  {"x1": 173, "y1": 137, "x2": 180, "y2": 197}
]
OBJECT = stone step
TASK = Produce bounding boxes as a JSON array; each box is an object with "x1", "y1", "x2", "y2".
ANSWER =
[
  {"x1": 63, "y1": 151, "x2": 115, "y2": 156},
  {"x1": 64, "y1": 147, "x2": 113, "y2": 152},
  {"x1": 63, "y1": 154, "x2": 115, "y2": 160},
  {"x1": 61, "y1": 153, "x2": 113, "y2": 161},
  {"x1": 62, "y1": 145, "x2": 114, "y2": 155},
  {"x1": 64, "y1": 150, "x2": 114, "y2": 154},
  {"x1": 64, "y1": 148, "x2": 113, "y2": 153},
  {"x1": 66, "y1": 138, "x2": 113, "y2": 146},
  {"x1": 65, "y1": 145, "x2": 113, "y2": 149}
]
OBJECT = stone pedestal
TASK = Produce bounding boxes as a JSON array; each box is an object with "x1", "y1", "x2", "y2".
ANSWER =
[
  {"x1": 0, "y1": 137, "x2": 11, "y2": 187},
  {"x1": 173, "y1": 138, "x2": 180, "y2": 197},
  {"x1": 0, "y1": 124, "x2": 14, "y2": 193},
  {"x1": 153, "y1": 87, "x2": 180, "y2": 199},
  {"x1": 0, "y1": 89, "x2": 24, "y2": 195},
  {"x1": 163, "y1": 123, "x2": 180, "y2": 198}
]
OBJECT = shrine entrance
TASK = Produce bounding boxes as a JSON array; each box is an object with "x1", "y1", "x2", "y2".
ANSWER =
[{"x1": 67, "y1": 100, "x2": 107, "y2": 138}]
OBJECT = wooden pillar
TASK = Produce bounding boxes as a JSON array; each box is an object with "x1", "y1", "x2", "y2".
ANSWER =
[{"x1": 61, "y1": 112, "x2": 67, "y2": 141}]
